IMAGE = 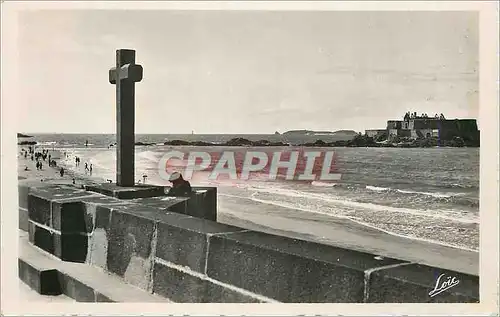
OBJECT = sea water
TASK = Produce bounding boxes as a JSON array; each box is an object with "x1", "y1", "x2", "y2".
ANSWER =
[{"x1": 26, "y1": 133, "x2": 479, "y2": 251}]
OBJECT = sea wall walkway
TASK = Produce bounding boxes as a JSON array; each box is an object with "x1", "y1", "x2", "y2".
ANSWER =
[{"x1": 18, "y1": 174, "x2": 479, "y2": 303}]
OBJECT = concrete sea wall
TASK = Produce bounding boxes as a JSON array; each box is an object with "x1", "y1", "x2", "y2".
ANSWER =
[{"x1": 18, "y1": 180, "x2": 479, "y2": 303}]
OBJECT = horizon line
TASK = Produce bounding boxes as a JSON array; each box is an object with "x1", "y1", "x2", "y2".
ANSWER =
[{"x1": 18, "y1": 129, "x2": 367, "y2": 135}]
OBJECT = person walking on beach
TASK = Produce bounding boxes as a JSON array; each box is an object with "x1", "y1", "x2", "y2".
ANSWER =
[
  {"x1": 89, "y1": 164, "x2": 93, "y2": 175},
  {"x1": 39, "y1": 161, "x2": 43, "y2": 170},
  {"x1": 166, "y1": 172, "x2": 192, "y2": 197},
  {"x1": 84, "y1": 163, "x2": 89, "y2": 174},
  {"x1": 60, "y1": 167, "x2": 64, "y2": 177}
]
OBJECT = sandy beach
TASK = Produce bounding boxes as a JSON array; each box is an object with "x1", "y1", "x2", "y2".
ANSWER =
[{"x1": 17, "y1": 147, "x2": 479, "y2": 276}]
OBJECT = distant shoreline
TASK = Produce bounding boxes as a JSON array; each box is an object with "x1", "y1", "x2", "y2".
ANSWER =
[
  {"x1": 158, "y1": 137, "x2": 479, "y2": 148},
  {"x1": 17, "y1": 133, "x2": 480, "y2": 148},
  {"x1": 18, "y1": 139, "x2": 480, "y2": 148}
]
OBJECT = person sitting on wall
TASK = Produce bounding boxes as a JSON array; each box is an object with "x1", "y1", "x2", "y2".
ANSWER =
[{"x1": 167, "y1": 172, "x2": 192, "y2": 197}]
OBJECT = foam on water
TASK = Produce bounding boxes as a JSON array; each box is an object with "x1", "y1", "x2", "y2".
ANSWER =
[
  {"x1": 366, "y1": 185, "x2": 389, "y2": 192},
  {"x1": 365, "y1": 185, "x2": 465, "y2": 198},
  {"x1": 243, "y1": 185, "x2": 479, "y2": 224},
  {"x1": 138, "y1": 150, "x2": 162, "y2": 162},
  {"x1": 219, "y1": 193, "x2": 478, "y2": 252},
  {"x1": 311, "y1": 181, "x2": 338, "y2": 187}
]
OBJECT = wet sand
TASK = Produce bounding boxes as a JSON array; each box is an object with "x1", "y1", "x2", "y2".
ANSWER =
[{"x1": 17, "y1": 148, "x2": 479, "y2": 276}]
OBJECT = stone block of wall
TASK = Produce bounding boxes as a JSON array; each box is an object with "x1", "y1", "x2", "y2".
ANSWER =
[
  {"x1": 28, "y1": 220, "x2": 89, "y2": 263},
  {"x1": 53, "y1": 233, "x2": 89, "y2": 262},
  {"x1": 131, "y1": 196, "x2": 189, "y2": 216},
  {"x1": 205, "y1": 230, "x2": 404, "y2": 303},
  {"x1": 18, "y1": 258, "x2": 61, "y2": 295},
  {"x1": 152, "y1": 261, "x2": 261, "y2": 303},
  {"x1": 105, "y1": 208, "x2": 157, "y2": 290},
  {"x1": 25, "y1": 185, "x2": 128, "y2": 263},
  {"x1": 28, "y1": 221, "x2": 55, "y2": 255},
  {"x1": 133, "y1": 187, "x2": 217, "y2": 221},
  {"x1": 155, "y1": 216, "x2": 243, "y2": 274},
  {"x1": 185, "y1": 188, "x2": 217, "y2": 221}
]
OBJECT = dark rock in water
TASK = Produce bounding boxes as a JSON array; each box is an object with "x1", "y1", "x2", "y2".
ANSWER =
[
  {"x1": 164, "y1": 140, "x2": 192, "y2": 146},
  {"x1": 163, "y1": 140, "x2": 213, "y2": 146},
  {"x1": 332, "y1": 140, "x2": 349, "y2": 147},
  {"x1": 223, "y1": 138, "x2": 254, "y2": 146},
  {"x1": 253, "y1": 139, "x2": 271, "y2": 146},
  {"x1": 17, "y1": 133, "x2": 33, "y2": 138},
  {"x1": 134, "y1": 142, "x2": 154, "y2": 146},
  {"x1": 303, "y1": 139, "x2": 328, "y2": 147},
  {"x1": 252, "y1": 139, "x2": 288, "y2": 146},
  {"x1": 18, "y1": 141, "x2": 37, "y2": 145},
  {"x1": 274, "y1": 131, "x2": 280, "y2": 135},
  {"x1": 270, "y1": 142, "x2": 289, "y2": 146},
  {"x1": 163, "y1": 138, "x2": 289, "y2": 147},
  {"x1": 191, "y1": 141, "x2": 214, "y2": 146}
]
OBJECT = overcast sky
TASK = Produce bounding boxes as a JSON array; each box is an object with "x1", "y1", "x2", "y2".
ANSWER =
[{"x1": 17, "y1": 10, "x2": 478, "y2": 134}]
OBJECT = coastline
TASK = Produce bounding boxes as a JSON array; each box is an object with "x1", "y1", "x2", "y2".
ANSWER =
[
  {"x1": 18, "y1": 134, "x2": 480, "y2": 148},
  {"x1": 17, "y1": 146, "x2": 479, "y2": 276}
]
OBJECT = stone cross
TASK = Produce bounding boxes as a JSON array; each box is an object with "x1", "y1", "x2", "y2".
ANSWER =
[{"x1": 109, "y1": 49, "x2": 143, "y2": 187}]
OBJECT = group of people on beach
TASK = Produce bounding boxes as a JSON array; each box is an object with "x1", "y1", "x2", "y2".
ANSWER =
[
  {"x1": 85, "y1": 162, "x2": 93, "y2": 175},
  {"x1": 21, "y1": 145, "x2": 191, "y2": 196},
  {"x1": 74, "y1": 156, "x2": 93, "y2": 175},
  {"x1": 20, "y1": 147, "x2": 62, "y2": 175}
]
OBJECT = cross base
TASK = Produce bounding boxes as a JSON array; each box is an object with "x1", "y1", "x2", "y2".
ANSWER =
[{"x1": 85, "y1": 183, "x2": 166, "y2": 200}]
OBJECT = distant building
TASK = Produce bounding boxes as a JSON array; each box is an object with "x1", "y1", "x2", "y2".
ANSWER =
[
  {"x1": 367, "y1": 114, "x2": 479, "y2": 142},
  {"x1": 388, "y1": 116, "x2": 478, "y2": 141},
  {"x1": 365, "y1": 129, "x2": 386, "y2": 138}
]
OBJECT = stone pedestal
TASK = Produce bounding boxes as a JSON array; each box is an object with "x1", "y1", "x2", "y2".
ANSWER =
[{"x1": 84, "y1": 183, "x2": 166, "y2": 200}]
